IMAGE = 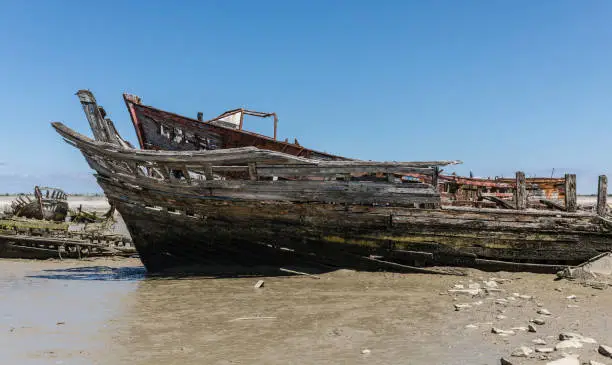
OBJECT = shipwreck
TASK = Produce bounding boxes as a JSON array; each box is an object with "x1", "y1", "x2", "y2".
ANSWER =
[
  {"x1": 50, "y1": 90, "x2": 612, "y2": 274},
  {"x1": 0, "y1": 186, "x2": 134, "y2": 259}
]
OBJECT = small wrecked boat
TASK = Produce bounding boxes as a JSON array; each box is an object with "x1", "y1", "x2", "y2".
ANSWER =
[
  {"x1": 9, "y1": 186, "x2": 69, "y2": 221},
  {"x1": 50, "y1": 90, "x2": 612, "y2": 274},
  {"x1": 1, "y1": 185, "x2": 133, "y2": 259}
]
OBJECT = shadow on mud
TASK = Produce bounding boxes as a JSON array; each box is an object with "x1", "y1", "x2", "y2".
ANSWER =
[
  {"x1": 25, "y1": 264, "x2": 334, "y2": 281},
  {"x1": 27, "y1": 266, "x2": 146, "y2": 281}
]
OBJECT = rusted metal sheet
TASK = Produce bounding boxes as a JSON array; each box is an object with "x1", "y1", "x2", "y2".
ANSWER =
[{"x1": 123, "y1": 93, "x2": 346, "y2": 161}]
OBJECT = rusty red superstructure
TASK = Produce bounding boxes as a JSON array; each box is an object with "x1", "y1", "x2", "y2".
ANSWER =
[{"x1": 123, "y1": 93, "x2": 348, "y2": 161}]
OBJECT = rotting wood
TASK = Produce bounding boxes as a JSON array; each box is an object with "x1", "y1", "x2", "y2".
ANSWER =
[
  {"x1": 597, "y1": 175, "x2": 607, "y2": 216},
  {"x1": 515, "y1": 171, "x2": 526, "y2": 210},
  {"x1": 539, "y1": 198, "x2": 565, "y2": 211},
  {"x1": 565, "y1": 174, "x2": 577, "y2": 212},
  {"x1": 481, "y1": 195, "x2": 516, "y2": 210},
  {"x1": 248, "y1": 163, "x2": 258, "y2": 181},
  {"x1": 48, "y1": 91, "x2": 612, "y2": 275}
]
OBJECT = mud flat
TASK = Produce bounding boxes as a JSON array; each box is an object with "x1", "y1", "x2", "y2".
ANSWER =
[{"x1": 1, "y1": 258, "x2": 612, "y2": 365}]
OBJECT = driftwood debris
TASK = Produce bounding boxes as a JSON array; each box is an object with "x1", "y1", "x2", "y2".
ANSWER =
[{"x1": 279, "y1": 268, "x2": 321, "y2": 279}]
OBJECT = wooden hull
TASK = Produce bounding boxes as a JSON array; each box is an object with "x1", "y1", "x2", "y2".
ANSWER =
[
  {"x1": 98, "y1": 176, "x2": 612, "y2": 274},
  {"x1": 52, "y1": 91, "x2": 612, "y2": 274}
]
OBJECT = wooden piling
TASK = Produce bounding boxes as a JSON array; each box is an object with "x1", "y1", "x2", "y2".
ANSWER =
[
  {"x1": 515, "y1": 171, "x2": 527, "y2": 210},
  {"x1": 197, "y1": 112, "x2": 203, "y2": 121},
  {"x1": 432, "y1": 166, "x2": 439, "y2": 191},
  {"x1": 565, "y1": 174, "x2": 577, "y2": 212},
  {"x1": 597, "y1": 175, "x2": 607, "y2": 216}
]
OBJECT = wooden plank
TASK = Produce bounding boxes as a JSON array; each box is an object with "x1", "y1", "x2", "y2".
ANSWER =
[
  {"x1": 565, "y1": 174, "x2": 577, "y2": 212},
  {"x1": 256, "y1": 164, "x2": 434, "y2": 177},
  {"x1": 481, "y1": 195, "x2": 516, "y2": 210},
  {"x1": 248, "y1": 163, "x2": 258, "y2": 181},
  {"x1": 515, "y1": 171, "x2": 526, "y2": 210},
  {"x1": 539, "y1": 198, "x2": 565, "y2": 211},
  {"x1": 597, "y1": 175, "x2": 608, "y2": 216},
  {"x1": 52, "y1": 122, "x2": 462, "y2": 167}
]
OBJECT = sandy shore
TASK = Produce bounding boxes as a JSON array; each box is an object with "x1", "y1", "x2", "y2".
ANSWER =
[{"x1": 1, "y1": 258, "x2": 611, "y2": 365}]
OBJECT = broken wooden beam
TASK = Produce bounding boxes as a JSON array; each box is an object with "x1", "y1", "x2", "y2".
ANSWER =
[
  {"x1": 565, "y1": 174, "x2": 577, "y2": 212},
  {"x1": 597, "y1": 175, "x2": 608, "y2": 216},
  {"x1": 515, "y1": 171, "x2": 527, "y2": 210}
]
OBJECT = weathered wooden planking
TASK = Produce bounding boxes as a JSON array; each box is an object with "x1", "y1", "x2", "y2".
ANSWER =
[
  {"x1": 515, "y1": 171, "x2": 527, "y2": 210},
  {"x1": 597, "y1": 175, "x2": 608, "y2": 216},
  {"x1": 565, "y1": 174, "x2": 577, "y2": 212},
  {"x1": 53, "y1": 122, "x2": 461, "y2": 168},
  {"x1": 97, "y1": 175, "x2": 440, "y2": 208}
]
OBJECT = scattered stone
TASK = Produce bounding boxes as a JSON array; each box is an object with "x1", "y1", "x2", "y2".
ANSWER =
[
  {"x1": 566, "y1": 295, "x2": 576, "y2": 300},
  {"x1": 536, "y1": 302, "x2": 544, "y2": 307},
  {"x1": 512, "y1": 326, "x2": 529, "y2": 332},
  {"x1": 448, "y1": 288, "x2": 481, "y2": 296},
  {"x1": 519, "y1": 294, "x2": 533, "y2": 299},
  {"x1": 535, "y1": 347, "x2": 554, "y2": 353},
  {"x1": 492, "y1": 327, "x2": 515, "y2": 335},
  {"x1": 512, "y1": 292, "x2": 521, "y2": 297},
  {"x1": 507, "y1": 297, "x2": 517, "y2": 301},
  {"x1": 590, "y1": 282, "x2": 607, "y2": 290},
  {"x1": 361, "y1": 349, "x2": 371, "y2": 355},
  {"x1": 511, "y1": 346, "x2": 534, "y2": 357},
  {"x1": 486, "y1": 288, "x2": 504, "y2": 293},
  {"x1": 468, "y1": 283, "x2": 481, "y2": 290},
  {"x1": 590, "y1": 361, "x2": 607, "y2": 365},
  {"x1": 567, "y1": 304, "x2": 580, "y2": 308},
  {"x1": 555, "y1": 288, "x2": 563, "y2": 292},
  {"x1": 599, "y1": 344, "x2": 612, "y2": 357},
  {"x1": 546, "y1": 356, "x2": 580, "y2": 365},
  {"x1": 533, "y1": 338, "x2": 547, "y2": 345},
  {"x1": 454, "y1": 303, "x2": 471, "y2": 311},
  {"x1": 528, "y1": 324, "x2": 537, "y2": 333},
  {"x1": 56, "y1": 321, "x2": 65, "y2": 326},
  {"x1": 254, "y1": 280, "x2": 265, "y2": 288},
  {"x1": 531, "y1": 318, "x2": 546, "y2": 325},
  {"x1": 484, "y1": 280, "x2": 499, "y2": 288},
  {"x1": 497, "y1": 315, "x2": 507, "y2": 320},
  {"x1": 500, "y1": 357, "x2": 514, "y2": 365},
  {"x1": 555, "y1": 340, "x2": 583, "y2": 350},
  {"x1": 538, "y1": 308, "x2": 552, "y2": 316},
  {"x1": 559, "y1": 332, "x2": 597, "y2": 344},
  {"x1": 472, "y1": 300, "x2": 483, "y2": 306},
  {"x1": 496, "y1": 299, "x2": 509, "y2": 305},
  {"x1": 453, "y1": 284, "x2": 465, "y2": 289},
  {"x1": 465, "y1": 324, "x2": 478, "y2": 329}
]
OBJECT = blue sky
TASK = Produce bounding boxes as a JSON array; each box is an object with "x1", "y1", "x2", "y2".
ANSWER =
[{"x1": 1, "y1": 0, "x2": 611, "y2": 193}]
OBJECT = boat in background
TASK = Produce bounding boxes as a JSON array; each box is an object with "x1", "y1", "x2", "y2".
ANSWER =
[{"x1": 9, "y1": 186, "x2": 69, "y2": 222}]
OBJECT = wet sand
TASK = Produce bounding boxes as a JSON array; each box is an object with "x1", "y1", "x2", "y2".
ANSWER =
[{"x1": 1, "y1": 258, "x2": 612, "y2": 364}]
